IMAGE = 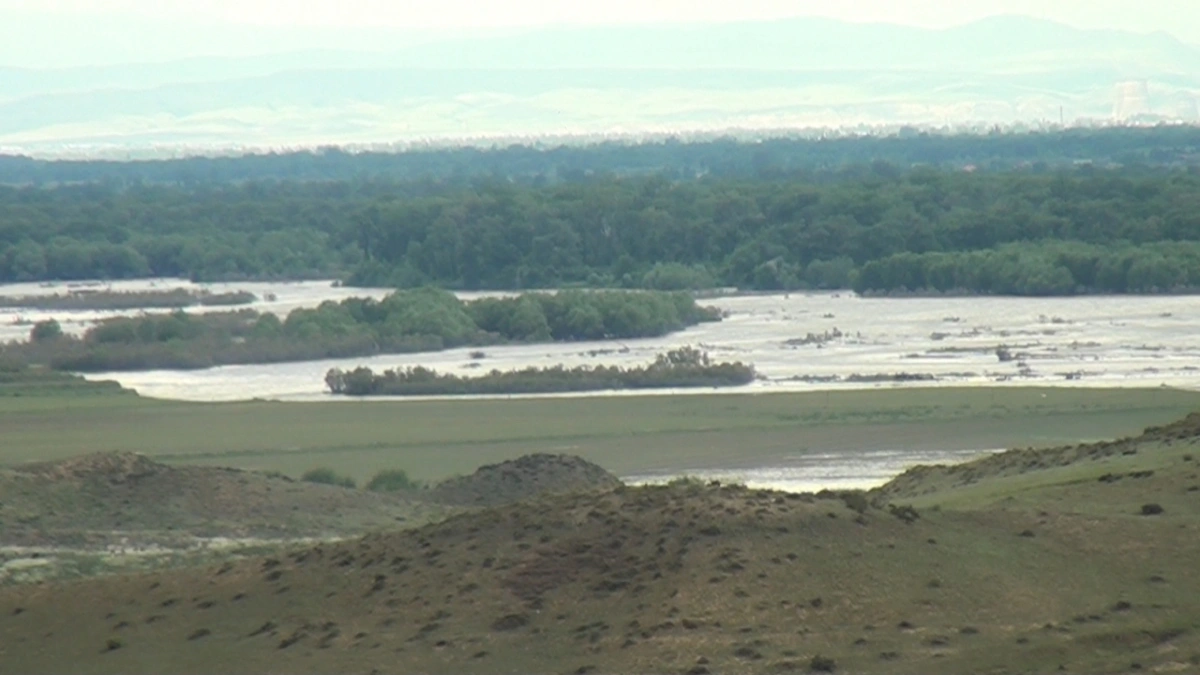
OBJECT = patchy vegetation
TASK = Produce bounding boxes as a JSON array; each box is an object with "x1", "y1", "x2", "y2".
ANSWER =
[
  {"x1": 325, "y1": 347, "x2": 755, "y2": 396},
  {"x1": 0, "y1": 289, "x2": 256, "y2": 311}
]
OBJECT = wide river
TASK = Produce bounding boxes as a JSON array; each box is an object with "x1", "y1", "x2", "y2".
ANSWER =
[
  {"x1": 3, "y1": 277, "x2": 1195, "y2": 489},
  {"x1": 3, "y1": 278, "x2": 1199, "y2": 403}
]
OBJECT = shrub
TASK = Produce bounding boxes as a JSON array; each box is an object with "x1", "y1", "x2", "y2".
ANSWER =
[
  {"x1": 840, "y1": 492, "x2": 870, "y2": 514},
  {"x1": 809, "y1": 655, "x2": 837, "y2": 672},
  {"x1": 366, "y1": 469, "x2": 422, "y2": 493},
  {"x1": 1140, "y1": 503, "x2": 1165, "y2": 516},
  {"x1": 301, "y1": 467, "x2": 357, "y2": 489},
  {"x1": 888, "y1": 504, "x2": 921, "y2": 523},
  {"x1": 30, "y1": 319, "x2": 63, "y2": 343}
]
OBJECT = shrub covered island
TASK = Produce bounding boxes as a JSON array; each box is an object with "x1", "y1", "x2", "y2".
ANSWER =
[{"x1": 325, "y1": 347, "x2": 756, "y2": 396}]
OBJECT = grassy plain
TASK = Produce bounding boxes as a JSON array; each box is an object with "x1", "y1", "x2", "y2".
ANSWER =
[{"x1": 2, "y1": 377, "x2": 1198, "y2": 481}]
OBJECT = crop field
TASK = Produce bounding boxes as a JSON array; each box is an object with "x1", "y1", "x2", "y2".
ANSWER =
[{"x1": 3, "y1": 377, "x2": 1198, "y2": 482}]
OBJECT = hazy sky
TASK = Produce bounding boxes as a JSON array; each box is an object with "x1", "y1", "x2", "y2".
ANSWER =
[
  {"x1": 1, "y1": 0, "x2": 1197, "y2": 69},
  {"x1": 3, "y1": 0, "x2": 1198, "y2": 41}
]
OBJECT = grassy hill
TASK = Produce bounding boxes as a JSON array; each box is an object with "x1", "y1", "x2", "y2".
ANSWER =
[{"x1": 2, "y1": 409, "x2": 1199, "y2": 673}]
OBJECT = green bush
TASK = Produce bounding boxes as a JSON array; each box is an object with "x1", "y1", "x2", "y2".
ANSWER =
[
  {"x1": 301, "y1": 467, "x2": 357, "y2": 489},
  {"x1": 366, "y1": 469, "x2": 423, "y2": 493},
  {"x1": 30, "y1": 320, "x2": 63, "y2": 343}
]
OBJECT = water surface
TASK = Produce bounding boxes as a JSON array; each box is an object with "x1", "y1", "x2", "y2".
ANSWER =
[{"x1": 4, "y1": 278, "x2": 1198, "y2": 401}]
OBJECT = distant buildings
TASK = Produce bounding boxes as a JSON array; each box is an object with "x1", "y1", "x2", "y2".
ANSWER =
[
  {"x1": 1113, "y1": 80, "x2": 1200, "y2": 123},
  {"x1": 1113, "y1": 81, "x2": 1151, "y2": 119}
]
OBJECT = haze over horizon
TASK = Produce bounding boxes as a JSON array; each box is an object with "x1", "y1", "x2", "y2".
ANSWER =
[
  {"x1": 1, "y1": 1, "x2": 1198, "y2": 156},
  {"x1": 1, "y1": 0, "x2": 1198, "y2": 68}
]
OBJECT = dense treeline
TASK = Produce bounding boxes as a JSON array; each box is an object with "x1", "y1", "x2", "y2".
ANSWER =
[
  {"x1": 0, "y1": 181, "x2": 367, "y2": 281},
  {"x1": 346, "y1": 167, "x2": 1200, "y2": 293},
  {"x1": 854, "y1": 242, "x2": 1200, "y2": 295},
  {"x1": 2, "y1": 289, "x2": 717, "y2": 371},
  {"x1": 2, "y1": 126, "x2": 1199, "y2": 186},
  {"x1": 4, "y1": 162, "x2": 1200, "y2": 294},
  {"x1": 325, "y1": 347, "x2": 756, "y2": 396}
]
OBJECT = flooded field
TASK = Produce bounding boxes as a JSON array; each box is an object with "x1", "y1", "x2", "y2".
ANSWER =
[{"x1": 2, "y1": 278, "x2": 1192, "y2": 401}]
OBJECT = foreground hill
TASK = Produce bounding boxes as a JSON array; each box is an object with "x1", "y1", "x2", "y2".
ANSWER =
[
  {"x1": 3, "y1": 416, "x2": 1200, "y2": 674},
  {"x1": 0, "y1": 452, "x2": 451, "y2": 549}
]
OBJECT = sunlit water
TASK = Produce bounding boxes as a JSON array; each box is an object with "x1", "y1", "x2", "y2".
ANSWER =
[
  {"x1": 3, "y1": 279, "x2": 1199, "y2": 401},
  {"x1": 623, "y1": 448, "x2": 1004, "y2": 493}
]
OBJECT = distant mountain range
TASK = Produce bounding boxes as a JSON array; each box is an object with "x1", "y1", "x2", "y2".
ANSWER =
[{"x1": 1, "y1": 14, "x2": 1197, "y2": 156}]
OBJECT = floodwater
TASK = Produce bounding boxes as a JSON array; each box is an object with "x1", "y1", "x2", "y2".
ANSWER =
[
  {"x1": 4, "y1": 278, "x2": 1200, "y2": 402},
  {"x1": 623, "y1": 448, "x2": 1004, "y2": 493}
]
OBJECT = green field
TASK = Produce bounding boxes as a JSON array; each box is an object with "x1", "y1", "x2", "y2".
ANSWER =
[{"x1": 3, "y1": 377, "x2": 1198, "y2": 482}]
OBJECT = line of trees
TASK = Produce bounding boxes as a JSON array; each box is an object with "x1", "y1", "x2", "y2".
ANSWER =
[{"x1": 3, "y1": 289, "x2": 718, "y2": 371}]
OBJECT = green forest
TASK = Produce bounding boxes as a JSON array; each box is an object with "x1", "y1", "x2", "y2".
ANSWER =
[
  {"x1": 4, "y1": 165, "x2": 1200, "y2": 294},
  {"x1": 2, "y1": 289, "x2": 717, "y2": 371},
  {"x1": 2, "y1": 128, "x2": 1200, "y2": 295}
]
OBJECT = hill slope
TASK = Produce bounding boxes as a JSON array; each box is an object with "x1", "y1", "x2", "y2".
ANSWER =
[
  {"x1": 0, "y1": 452, "x2": 450, "y2": 548},
  {"x1": 3, "y1": 417, "x2": 1200, "y2": 674}
]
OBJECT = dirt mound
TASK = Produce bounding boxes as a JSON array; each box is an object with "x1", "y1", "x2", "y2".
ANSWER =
[
  {"x1": 4, "y1": 478, "x2": 1200, "y2": 675},
  {"x1": 425, "y1": 453, "x2": 622, "y2": 507},
  {"x1": 15, "y1": 451, "x2": 165, "y2": 484},
  {"x1": 0, "y1": 452, "x2": 452, "y2": 548}
]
